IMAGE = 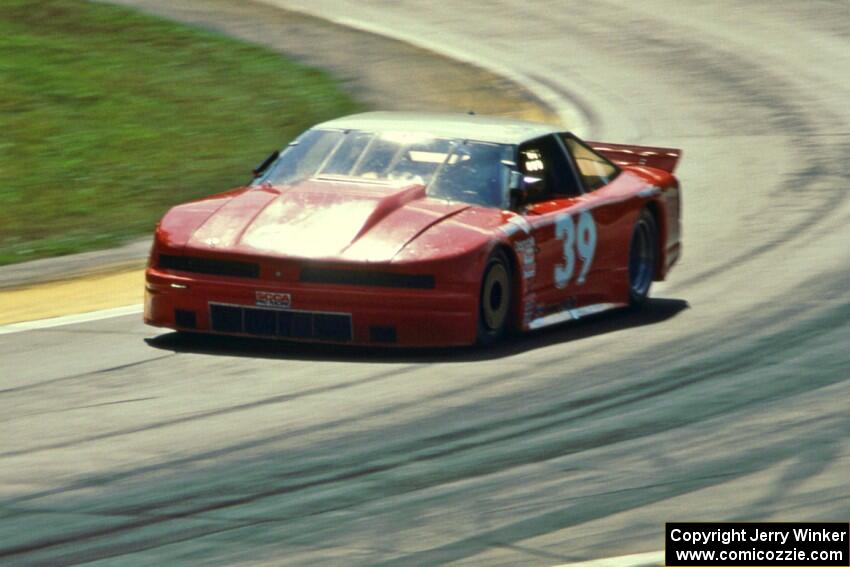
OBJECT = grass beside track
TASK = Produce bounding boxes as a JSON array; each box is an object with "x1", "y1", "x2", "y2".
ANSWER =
[{"x1": 0, "y1": 0, "x2": 360, "y2": 266}]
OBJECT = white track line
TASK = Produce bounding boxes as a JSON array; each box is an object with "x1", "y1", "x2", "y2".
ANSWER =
[
  {"x1": 0, "y1": 304, "x2": 143, "y2": 335},
  {"x1": 553, "y1": 551, "x2": 664, "y2": 567},
  {"x1": 257, "y1": 0, "x2": 591, "y2": 136}
]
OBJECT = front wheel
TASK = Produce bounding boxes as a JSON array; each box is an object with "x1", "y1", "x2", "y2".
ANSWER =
[
  {"x1": 628, "y1": 209, "x2": 658, "y2": 306},
  {"x1": 476, "y1": 250, "x2": 513, "y2": 345}
]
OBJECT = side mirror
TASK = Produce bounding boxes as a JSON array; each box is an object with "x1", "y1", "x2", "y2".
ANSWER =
[
  {"x1": 508, "y1": 171, "x2": 543, "y2": 209},
  {"x1": 252, "y1": 150, "x2": 280, "y2": 178},
  {"x1": 509, "y1": 187, "x2": 526, "y2": 209}
]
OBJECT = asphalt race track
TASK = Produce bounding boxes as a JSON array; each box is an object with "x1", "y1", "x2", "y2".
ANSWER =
[{"x1": 2, "y1": 1, "x2": 850, "y2": 564}]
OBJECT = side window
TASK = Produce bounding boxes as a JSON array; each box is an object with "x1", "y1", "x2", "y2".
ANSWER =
[
  {"x1": 518, "y1": 135, "x2": 581, "y2": 203},
  {"x1": 562, "y1": 135, "x2": 619, "y2": 191}
]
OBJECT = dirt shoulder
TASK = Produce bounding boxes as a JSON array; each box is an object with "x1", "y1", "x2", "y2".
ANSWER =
[{"x1": 104, "y1": 0, "x2": 558, "y2": 122}]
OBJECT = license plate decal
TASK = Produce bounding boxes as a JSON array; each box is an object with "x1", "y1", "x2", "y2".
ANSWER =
[{"x1": 255, "y1": 291, "x2": 291, "y2": 309}]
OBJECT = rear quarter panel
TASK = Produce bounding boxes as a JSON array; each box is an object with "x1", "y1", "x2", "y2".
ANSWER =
[{"x1": 625, "y1": 166, "x2": 682, "y2": 278}]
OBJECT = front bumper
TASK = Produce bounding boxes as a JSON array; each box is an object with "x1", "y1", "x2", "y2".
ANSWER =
[{"x1": 144, "y1": 267, "x2": 479, "y2": 346}]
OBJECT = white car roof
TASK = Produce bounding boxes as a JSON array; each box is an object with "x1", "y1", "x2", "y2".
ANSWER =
[{"x1": 314, "y1": 111, "x2": 563, "y2": 145}]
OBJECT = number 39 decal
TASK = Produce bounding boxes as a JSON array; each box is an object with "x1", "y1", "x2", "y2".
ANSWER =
[{"x1": 554, "y1": 210, "x2": 597, "y2": 288}]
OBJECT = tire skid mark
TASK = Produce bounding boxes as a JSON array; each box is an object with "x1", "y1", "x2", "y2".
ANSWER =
[
  {"x1": 12, "y1": 291, "x2": 846, "y2": 553},
  {"x1": 546, "y1": 1, "x2": 850, "y2": 287},
  {"x1": 367, "y1": 418, "x2": 850, "y2": 567},
  {"x1": 0, "y1": 513, "x2": 254, "y2": 565},
  {"x1": 5, "y1": 277, "x2": 847, "y2": 562},
  {"x1": 138, "y1": 296, "x2": 847, "y2": 518},
  {"x1": 3, "y1": 357, "x2": 545, "y2": 507},
  {"x1": 0, "y1": 353, "x2": 176, "y2": 395},
  {"x1": 7, "y1": 397, "x2": 160, "y2": 421},
  {"x1": 0, "y1": 363, "x2": 423, "y2": 459},
  {"x1": 11, "y1": 410, "x2": 842, "y2": 564},
  {"x1": 10, "y1": 270, "x2": 846, "y2": 524}
]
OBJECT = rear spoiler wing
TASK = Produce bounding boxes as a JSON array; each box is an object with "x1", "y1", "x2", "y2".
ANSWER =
[{"x1": 587, "y1": 141, "x2": 682, "y2": 173}]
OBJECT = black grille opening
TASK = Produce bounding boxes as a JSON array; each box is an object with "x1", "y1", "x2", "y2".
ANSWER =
[
  {"x1": 210, "y1": 304, "x2": 242, "y2": 333},
  {"x1": 209, "y1": 304, "x2": 351, "y2": 342},
  {"x1": 174, "y1": 309, "x2": 197, "y2": 329},
  {"x1": 300, "y1": 266, "x2": 434, "y2": 289},
  {"x1": 277, "y1": 310, "x2": 294, "y2": 338},
  {"x1": 159, "y1": 254, "x2": 259, "y2": 279},
  {"x1": 291, "y1": 312, "x2": 313, "y2": 339},
  {"x1": 244, "y1": 308, "x2": 276, "y2": 336},
  {"x1": 369, "y1": 326, "x2": 397, "y2": 343},
  {"x1": 314, "y1": 313, "x2": 352, "y2": 342}
]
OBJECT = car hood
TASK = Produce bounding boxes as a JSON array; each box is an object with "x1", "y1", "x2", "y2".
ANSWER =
[{"x1": 178, "y1": 179, "x2": 473, "y2": 262}]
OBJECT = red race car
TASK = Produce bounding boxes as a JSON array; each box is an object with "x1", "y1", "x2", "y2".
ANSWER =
[{"x1": 145, "y1": 112, "x2": 681, "y2": 346}]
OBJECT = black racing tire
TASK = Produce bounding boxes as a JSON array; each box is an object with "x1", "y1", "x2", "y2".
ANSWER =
[
  {"x1": 628, "y1": 208, "x2": 658, "y2": 307},
  {"x1": 476, "y1": 249, "x2": 513, "y2": 345}
]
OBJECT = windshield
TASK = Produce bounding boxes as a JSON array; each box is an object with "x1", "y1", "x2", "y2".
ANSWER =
[{"x1": 257, "y1": 129, "x2": 514, "y2": 208}]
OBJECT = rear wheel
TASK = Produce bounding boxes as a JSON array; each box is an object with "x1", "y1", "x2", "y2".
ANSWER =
[
  {"x1": 476, "y1": 250, "x2": 512, "y2": 345},
  {"x1": 628, "y1": 209, "x2": 658, "y2": 306}
]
